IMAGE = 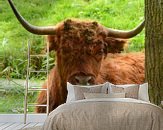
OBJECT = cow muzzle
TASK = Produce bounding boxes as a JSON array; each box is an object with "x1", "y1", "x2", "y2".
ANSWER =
[{"x1": 68, "y1": 73, "x2": 95, "y2": 85}]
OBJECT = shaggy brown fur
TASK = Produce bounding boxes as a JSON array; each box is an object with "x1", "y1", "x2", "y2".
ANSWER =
[{"x1": 36, "y1": 19, "x2": 145, "y2": 113}]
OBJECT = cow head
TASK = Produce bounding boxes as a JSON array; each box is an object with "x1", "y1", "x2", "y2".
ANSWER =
[
  {"x1": 8, "y1": 0, "x2": 145, "y2": 85},
  {"x1": 47, "y1": 19, "x2": 130, "y2": 85}
]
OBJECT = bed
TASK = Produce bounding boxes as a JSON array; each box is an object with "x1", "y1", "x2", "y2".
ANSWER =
[
  {"x1": 23, "y1": 82, "x2": 163, "y2": 130},
  {"x1": 42, "y1": 98, "x2": 163, "y2": 130}
]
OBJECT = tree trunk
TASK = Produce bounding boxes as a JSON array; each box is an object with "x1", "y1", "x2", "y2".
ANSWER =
[{"x1": 145, "y1": 0, "x2": 163, "y2": 106}]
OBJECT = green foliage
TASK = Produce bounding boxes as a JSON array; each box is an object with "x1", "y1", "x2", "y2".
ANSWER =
[
  {"x1": 0, "y1": 90, "x2": 39, "y2": 113},
  {"x1": 0, "y1": 79, "x2": 43, "y2": 113},
  {"x1": 0, "y1": 0, "x2": 144, "y2": 113},
  {"x1": 0, "y1": 0, "x2": 144, "y2": 79},
  {"x1": 0, "y1": 83, "x2": 37, "y2": 113}
]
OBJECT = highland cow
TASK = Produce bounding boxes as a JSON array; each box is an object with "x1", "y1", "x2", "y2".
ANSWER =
[{"x1": 8, "y1": 0, "x2": 145, "y2": 113}]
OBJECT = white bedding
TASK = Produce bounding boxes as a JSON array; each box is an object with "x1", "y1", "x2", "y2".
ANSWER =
[{"x1": 41, "y1": 98, "x2": 163, "y2": 130}]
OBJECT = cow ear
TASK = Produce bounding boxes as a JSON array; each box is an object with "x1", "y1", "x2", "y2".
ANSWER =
[
  {"x1": 47, "y1": 35, "x2": 58, "y2": 51},
  {"x1": 105, "y1": 37, "x2": 128, "y2": 53}
]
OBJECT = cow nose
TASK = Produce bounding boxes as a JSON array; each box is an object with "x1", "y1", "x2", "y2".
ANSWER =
[{"x1": 75, "y1": 75, "x2": 93, "y2": 85}]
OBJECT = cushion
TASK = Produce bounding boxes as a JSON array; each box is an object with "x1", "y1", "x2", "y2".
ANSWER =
[
  {"x1": 109, "y1": 83, "x2": 139, "y2": 99},
  {"x1": 84, "y1": 92, "x2": 125, "y2": 99},
  {"x1": 66, "y1": 82, "x2": 109, "y2": 103},
  {"x1": 138, "y1": 83, "x2": 150, "y2": 102}
]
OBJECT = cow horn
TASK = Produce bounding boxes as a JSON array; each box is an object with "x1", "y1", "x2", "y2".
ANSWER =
[
  {"x1": 8, "y1": 0, "x2": 56, "y2": 35},
  {"x1": 105, "y1": 21, "x2": 145, "y2": 39}
]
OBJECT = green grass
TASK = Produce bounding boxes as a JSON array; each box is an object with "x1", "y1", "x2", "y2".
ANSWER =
[
  {"x1": 0, "y1": 0, "x2": 144, "y2": 79},
  {"x1": 0, "y1": 79, "x2": 43, "y2": 113},
  {"x1": 0, "y1": 0, "x2": 144, "y2": 113},
  {"x1": 0, "y1": 0, "x2": 144, "y2": 51},
  {"x1": 0, "y1": 89, "x2": 38, "y2": 113}
]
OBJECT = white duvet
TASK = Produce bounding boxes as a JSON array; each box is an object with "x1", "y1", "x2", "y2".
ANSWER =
[{"x1": 41, "y1": 98, "x2": 163, "y2": 130}]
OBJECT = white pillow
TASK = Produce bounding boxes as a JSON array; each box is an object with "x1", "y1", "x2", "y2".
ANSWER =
[
  {"x1": 108, "y1": 82, "x2": 150, "y2": 102},
  {"x1": 138, "y1": 83, "x2": 150, "y2": 102},
  {"x1": 66, "y1": 82, "x2": 109, "y2": 103},
  {"x1": 66, "y1": 82, "x2": 76, "y2": 103},
  {"x1": 108, "y1": 83, "x2": 139, "y2": 99},
  {"x1": 84, "y1": 92, "x2": 125, "y2": 99}
]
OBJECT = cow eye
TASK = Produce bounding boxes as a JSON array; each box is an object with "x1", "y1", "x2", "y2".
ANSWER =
[{"x1": 96, "y1": 49, "x2": 104, "y2": 55}]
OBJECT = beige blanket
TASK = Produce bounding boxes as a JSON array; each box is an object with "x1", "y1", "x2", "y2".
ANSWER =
[{"x1": 42, "y1": 98, "x2": 163, "y2": 130}]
